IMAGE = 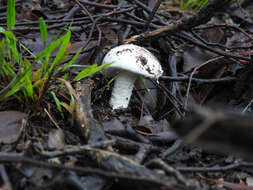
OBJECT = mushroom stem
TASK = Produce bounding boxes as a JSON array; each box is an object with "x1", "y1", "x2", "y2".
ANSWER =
[{"x1": 110, "y1": 72, "x2": 137, "y2": 110}]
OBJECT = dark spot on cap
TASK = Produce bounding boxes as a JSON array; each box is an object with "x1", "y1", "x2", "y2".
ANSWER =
[
  {"x1": 137, "y1": 56, "x2": 147, "y2": 67},
  {"x1": 146, "y1": 67, "x2": 152, "y2": 74},
  {"x1": 116, "y1": 48, "x2": 132, "y2": 56},
  {"x1": 137, "y1": 56, "x2": 153, "y2": 74}
]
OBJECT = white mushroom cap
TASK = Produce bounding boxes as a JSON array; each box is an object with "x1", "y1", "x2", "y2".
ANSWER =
[
  {"x1": 102, "y1": 44, "x2": 163, "y2": 79},
  {"x1": 102, "y1": 44, "x2": 163, "y2": 110}
]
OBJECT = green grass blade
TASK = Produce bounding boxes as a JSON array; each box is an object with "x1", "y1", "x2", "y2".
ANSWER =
[
  {"x1": 7, "y1": 0, "x2": 15, "y2": 29},
  {"x1": 39, "y1": 17, "x2": 47, "y2": 43},
  {"x1": 4, "y1": 31, "x2": 19, "y2": 63},
  {"x1": 58, "y1": 73, "x2": 69, "y2": 89},
  {"x1": 0, "y1": 62, "x2": 16, "y2": 77},
  {"x1": 60, "y1": 48, "x2": 82, "y2": 72},
  {"x1": 2, "y1": 60, "x2": 37, "y2": 100},
  {"x1": 33, "y1": 78, "x2": 46, "y2": 88},
  {"x1": 35, "y1": 36, "x2": 63, "y2": 61},
  {"x1": 73, "y1": 63, "x2": 111, "y2": 82},
  {"x1": 180, "y1": 0, "x2": 184, "y2": 9},
  {"x1": 184, "y1": 0, "x2": 194, "y2": 8},
  {"x1": 51, "y1": 91, "x2": 64, "y2": 118},
  {"x1": 0, "y1": 39, "x2": 7, "y2": 76},
  {"x1": 107, "y1": 76, "x2": 116, "y2": 85},
  {"x1": 34, "y1": 68, "x2": 42, "y2": 81},
  {"x1": 20, "y1": 43, "x2": 37, "y2": 59},
  {"x1": 138, "y1": 76, "x2": 156, "y2": 105},
  {"x1": 0, "y1": 39, "x2": 16, "y2": 77},
  {"x1": 2, "y1": 82, "x2": 23, "y2": 99},
  {"x1": 22, "y1": 59, "x2": 34, "y2": 100},
  {"x1": 48, "y1": 30, "x2": 71, "y2": 74},
  {"x1": 42, "y1": 54, "x2": 50, "y2": 76}
]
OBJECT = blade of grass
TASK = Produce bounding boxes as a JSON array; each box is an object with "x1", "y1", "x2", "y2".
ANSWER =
[
  {"x1": 0, "y1": 39, "x2": 16, "y2": 77},
  {"x1": 42, "y1": 54, "x2": 50, "y2": 76},
  {"x1": 60, "y1": 48, "x2": 82, "y2": 72},
  {"x1": 73, "y1": 63, "x2": 111, "y2": 82},
  {"x1": 22, "y1": 59, "x2": 34, "y2": 100},
  {"x1": 180, "y1": 0, "x2": 184, "y2": 9},
  {"x1": 7, "y1": 0, "x2": 15, "y2": 29},
  {"x1": 4, "y1": 31, "x2": 19, "y2": 63},
  {"x1": 51, "y1": 91, "x2": 64, "y2": 118},
  {"x1": 20, "y1": 43, "x2": 37, "y2": 59},
  {"x1": 35, "y1": 35, "x2": 64, "y2": 61},
  {"x1": 1, "y1": 82, "x2": 24, "y2": 99},
  {"x1": 138, "y1": 76, "x2": 156, "y2": 105},
  {"x1": 39, "y1": 17, "x2": 47, "y2": 47},
  {"x1": 47, "y1": 30, "x2": 71, "y2": 74}
]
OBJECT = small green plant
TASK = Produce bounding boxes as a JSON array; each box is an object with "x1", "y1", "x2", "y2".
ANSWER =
[
  {"x1": 180, "y1": 0, "x2": 241, "y2": 10},
  {"x1": 0, "y1": 2, "x2": 110, "y2": 114}
]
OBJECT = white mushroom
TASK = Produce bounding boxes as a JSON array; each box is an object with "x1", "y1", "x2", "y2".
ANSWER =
[{"x1": 102, "y1": 44, "x2": 163, "y2": 110}]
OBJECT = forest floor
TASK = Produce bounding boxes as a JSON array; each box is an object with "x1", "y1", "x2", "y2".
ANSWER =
[{"x1": 1, "y1": 0, "x2": 253, "y2": 189}]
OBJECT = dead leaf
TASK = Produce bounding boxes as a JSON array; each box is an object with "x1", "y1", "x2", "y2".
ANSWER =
[
  {"x1": 0, "y1": 111, "x2": 27, "y2": 144},
  {"x1": 134, "y1": 115, "x2": 157, "y2": 135},
  {"x1": 48, "y1": 129, "x2": 65, "y2": 149}
]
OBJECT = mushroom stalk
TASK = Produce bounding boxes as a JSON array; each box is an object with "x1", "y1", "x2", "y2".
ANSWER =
[{"x1": 110, "y1": 72, "x2": 137, "y2": 110}]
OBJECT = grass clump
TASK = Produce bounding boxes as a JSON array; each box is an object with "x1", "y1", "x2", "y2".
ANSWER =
[
  {"x1": 0, "y1": 25, "x2": 109, "y2": 106},
  {"x1": 0, "y1": 0, "x2": 110, "y2": 116}
]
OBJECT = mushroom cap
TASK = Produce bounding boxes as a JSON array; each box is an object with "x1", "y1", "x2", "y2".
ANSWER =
[{"x1": 102, "y1": 44, "x2": 163, "y2": 79}]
